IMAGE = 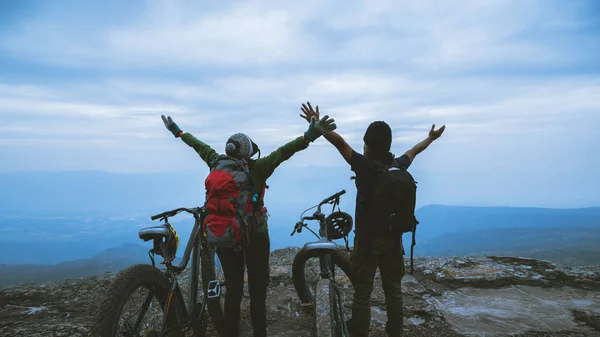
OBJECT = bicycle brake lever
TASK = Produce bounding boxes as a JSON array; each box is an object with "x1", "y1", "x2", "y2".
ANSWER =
[{"x1": 290, "y1": 222, "x2": 304, "y2": 236}]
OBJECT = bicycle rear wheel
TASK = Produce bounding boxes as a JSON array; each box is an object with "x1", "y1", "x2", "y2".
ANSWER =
[
  {"x1": 200, "y1": 243, "x2": 228, "y2": 337},
  {"x1": 90, "y1": 264, "x2": 185, "y2": 337}
]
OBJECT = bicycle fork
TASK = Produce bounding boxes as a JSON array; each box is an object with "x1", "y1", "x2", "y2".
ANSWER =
[
  {"x1": 319, "y1": 253, "x2": 334, "y2": 279},
  {"x1": 320, "y1": 252, "x2": 350, "y2": 337},
  {"x1": 332, "y1": 283, "x2": 349, "y2": 337}
]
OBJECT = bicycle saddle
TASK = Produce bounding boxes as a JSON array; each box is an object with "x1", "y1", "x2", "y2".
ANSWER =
[
  {"x1": 138, "y1": 225, "x2": 171, "y2": 241},
  {"x1": 139, "y1": 225, "x2": 180, "y2": 258},
  {"x1": 326, "y1": 211, "x2": 353, "y2": 240}
]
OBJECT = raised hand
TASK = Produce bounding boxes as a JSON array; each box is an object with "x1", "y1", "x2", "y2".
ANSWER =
[
  {"x1": 429, "y1": 124, "x2": 446, "y2": 140},
  {"x1": 162, "y1": 115, "x2": 183, "y2": 138},
  {"x1": 300, "y1": 101, "x2": 320, "y2": 123},
  {"x1": 304, "y1": 114, "x2": 337, "y2": 142}
]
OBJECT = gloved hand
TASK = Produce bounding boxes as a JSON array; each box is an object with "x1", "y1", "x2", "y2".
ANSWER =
[
  {"x1": 304, "y1": 115, "x2": 336, "y2": 142},
  {"x1": 161, "y1": 115, "x2": 182, "y2": 138}
]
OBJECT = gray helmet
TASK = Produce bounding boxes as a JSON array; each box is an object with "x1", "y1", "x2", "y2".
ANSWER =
[{"x1": 225, "y1": 133, "x2": 260, "y2": 160}]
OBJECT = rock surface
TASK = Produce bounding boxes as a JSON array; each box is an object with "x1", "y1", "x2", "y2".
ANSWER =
[{"x1": 0, "y1": 248, "x2": 599, "y2": 337}]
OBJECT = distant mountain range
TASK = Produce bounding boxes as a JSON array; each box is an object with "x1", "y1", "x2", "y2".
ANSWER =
[
  {"x1": 0, "y1": 243, "x2": 152, "y2": 289},
  {"x1": 411, "y1": 204, "x2": 600, "y2": 242},
  {"x1": 0, "y1": 170, "x2": 599, "y2": 289},
  {"x1": 0, "y1": 170, "x2": 207, "y2": 216},
  {"x1": 1, "y1": 204, "x2": 598, "y2": 289},
  {"x1": 411, "y1": 204, "x2": 600, "y2": 266}
]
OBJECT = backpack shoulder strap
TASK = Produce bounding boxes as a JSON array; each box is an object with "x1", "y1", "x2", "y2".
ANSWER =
[
  {"x1": 389, "y1": 158, "x2": 404, "y2": 168},
  {"x1": 372, "y1": 160, "x2": 391, "y2": 172},
  {"x1": 209, "y1": 154, "x2": 227, "y2": 169},
  {"x1": 210, "y1": 154, "x2": 248, "y2": 170}
]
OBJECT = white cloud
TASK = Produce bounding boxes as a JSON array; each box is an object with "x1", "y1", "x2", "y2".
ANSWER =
[
  {"x1": 1, "y1": 0, "x2": 320, "y2": 68},
  {"x1": 2, "y1": 72, "x2": 598, "y2": 167},
  {"x1": 0, "y1": 0, "x2": 598, "y2": 181},
  {"x1": 104, "y1": 4, "x2": 311, "y2": 66},
  {"x1": 1, "y1": 0, "x2": 592, "y2": 70},
  {"x1": 1, "y1": 0, "x2": 598, "y2": 210}
]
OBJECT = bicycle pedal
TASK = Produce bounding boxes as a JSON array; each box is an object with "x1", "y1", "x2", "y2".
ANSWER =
[{"x1": 207, "y1": 280, "x2": 221, "y2": 299}]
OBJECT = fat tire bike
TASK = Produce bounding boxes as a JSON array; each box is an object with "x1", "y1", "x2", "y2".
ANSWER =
[
  {"x1": 291, "y1": 190, "x2": 354, "y2": 337},
  {"x1": 90, "y1": 207, "x2": 220, "y2": 337}
]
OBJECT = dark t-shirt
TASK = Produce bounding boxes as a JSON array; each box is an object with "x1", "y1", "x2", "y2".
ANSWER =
[{"x1": 350, "y1": 150, "x2": 412, "y2": 237}]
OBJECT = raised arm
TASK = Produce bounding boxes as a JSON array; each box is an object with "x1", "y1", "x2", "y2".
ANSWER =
[
  {"x1": 300, "y1": 102, "x2": 353, "y2": 164},
  {"x1": 253, "y1": 111, "x2": 337, "y2": 180},
  {"x1": 161, "y1": 115, "x2": 218, "y2": 166},
  {"x1": 323, "y1": 131, "x2": 353, "y2": 164},
  {"x1": 403, "y1": 124, "x2": 446, "y2": 163},
  {"x1": 252, "y1": 136, "x2": 310, "y2": 181}
]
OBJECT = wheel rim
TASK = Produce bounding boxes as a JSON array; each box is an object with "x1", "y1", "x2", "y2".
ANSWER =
[{"x1": 116, "y1": 285, "x2": 169, "y2": 337}]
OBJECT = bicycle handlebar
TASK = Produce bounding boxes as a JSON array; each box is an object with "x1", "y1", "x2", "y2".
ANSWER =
[
  {"x1": 318, "y1": 190, "x2": 346, "y2": 208},
  {"x1": 150, "y1": 207, "x2": 201, "y2": 221},
  {"x1": 301, "y1": 216, "x2": 320, "y2": 221},
  {"x1": 291, "y1": 189, "x2": 346, "y2": 237}
]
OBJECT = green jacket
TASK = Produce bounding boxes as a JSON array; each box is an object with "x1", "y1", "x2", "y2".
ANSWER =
[{"x1": 181, "y1": 132, "x2": 310, "y2": 233}]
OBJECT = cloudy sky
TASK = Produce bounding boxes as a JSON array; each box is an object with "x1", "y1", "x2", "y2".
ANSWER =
[{"x1": 1, "y1": 0, "x2": 599, "y2": 207}]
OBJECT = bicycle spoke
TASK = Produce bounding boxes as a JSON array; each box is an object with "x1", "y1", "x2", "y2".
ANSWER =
[
  {"x1": 117, "y1": 285, "x2": 166, "y2": 337},
  {"x1": 132, "y1": 288, "x2": 155, "y2": 332},
  {"x1": 119, "y1": 295, "x2": 148, "y2": 336}
]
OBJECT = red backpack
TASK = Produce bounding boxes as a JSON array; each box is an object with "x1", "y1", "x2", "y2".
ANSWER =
[{"x1": 203, "y1": 155, "x2": 259, "y2": 249}]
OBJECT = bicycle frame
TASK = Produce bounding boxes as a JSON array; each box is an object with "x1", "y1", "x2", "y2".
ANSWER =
[{"x1": 138, "y1": 207, "x2": 210, "y2": 336}]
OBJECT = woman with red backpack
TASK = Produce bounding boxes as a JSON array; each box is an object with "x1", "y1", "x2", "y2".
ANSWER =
[{"x1": 161, "y1": 112, "x2": 337, "y2": 337}]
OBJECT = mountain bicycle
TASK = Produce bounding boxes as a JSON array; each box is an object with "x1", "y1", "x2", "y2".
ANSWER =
[
  {"x1": 91, "y1": 206, "x2": 222, "y2": 337},
  {"x1": 291, "y1": 190, "x2": 354, "y2": 337}
]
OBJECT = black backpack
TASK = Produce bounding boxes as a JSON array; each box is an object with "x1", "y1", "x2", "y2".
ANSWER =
[{"x1": 372, "y1": 159, "x2": 420, "y2": 273}]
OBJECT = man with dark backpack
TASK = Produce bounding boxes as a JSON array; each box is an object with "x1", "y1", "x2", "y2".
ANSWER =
[
  {"x1": 161, "y1": 113, "x2": 337, "y2": 337},
  {"x1": 300, "y1": 102, "x2": 445, "y2": 337}
]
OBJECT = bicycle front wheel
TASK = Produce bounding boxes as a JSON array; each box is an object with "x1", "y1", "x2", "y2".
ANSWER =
[
  {"x1": 314, "y1": 278, "x2": 333, "y2": 337},
  {"x1": 314, "y1": 261, "x2": 349, "y2": 337},
  {"x1": 292, "y1": 247, "x2": 353, "y2": 304},
  {"x1": 90, "y1": 264, "x2": 185, "y2": 337}
]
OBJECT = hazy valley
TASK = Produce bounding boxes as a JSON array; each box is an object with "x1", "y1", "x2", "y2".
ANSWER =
[{"x1": 1, "y1": 170, "x2": 599, "y2": 289}]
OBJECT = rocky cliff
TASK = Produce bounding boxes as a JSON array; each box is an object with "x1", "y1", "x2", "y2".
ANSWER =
[{"x1": 1, "y1": 248, "x2": 599, "y2": 337}]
